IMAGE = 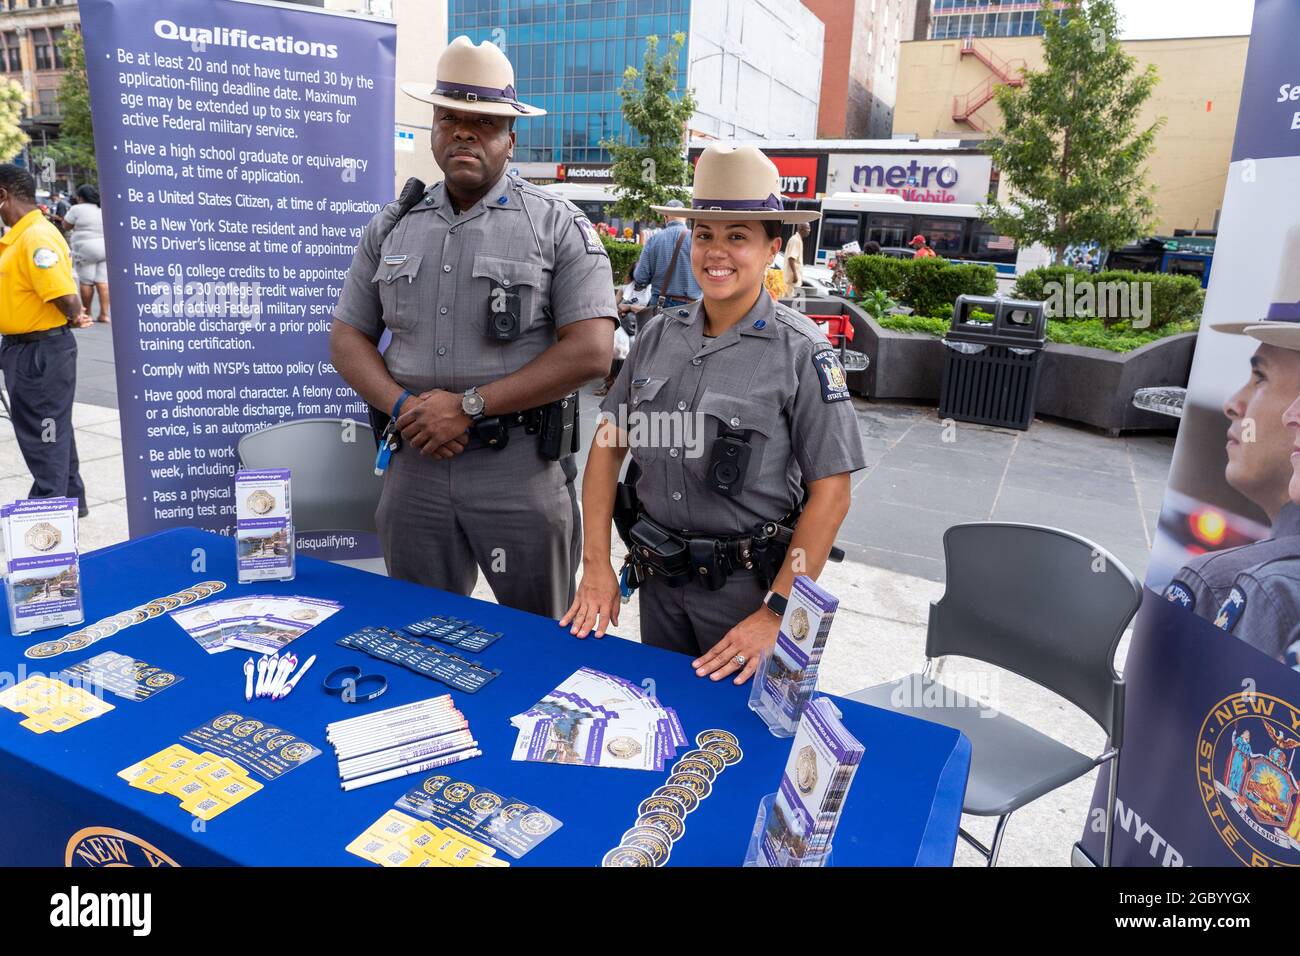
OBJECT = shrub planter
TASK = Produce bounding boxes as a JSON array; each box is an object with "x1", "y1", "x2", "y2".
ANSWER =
[
  {"x1": 783, "y1": 296, "x2": 1196, "y2": 434},
  {"x1": 1035, "y1": 332, "x2": 1197, "y2": 435}
]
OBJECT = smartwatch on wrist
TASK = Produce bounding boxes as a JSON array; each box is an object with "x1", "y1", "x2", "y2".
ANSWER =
[
  {"x1": 763, "y1": 590, "x2": 788, "y2": 618},
  {"x1": 461, "y1": 386, "x2": 486, "y2": 421}
]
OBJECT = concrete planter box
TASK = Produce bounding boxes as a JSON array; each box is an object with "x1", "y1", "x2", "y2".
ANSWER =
[
  {"x1": 1035, "y1": 332, "x2": 1197, "y2": 434},
  {"x1": 784, "y1": 296, "x2": 1196, "y2": 434}
]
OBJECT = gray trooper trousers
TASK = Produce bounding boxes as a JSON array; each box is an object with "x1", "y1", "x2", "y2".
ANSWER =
[
  {"x1": 376, "y1": 436, "x2": 580, "y2": 619},
  {"x1": 637, "y1": 570, "x2": 767, "y2": 658}
]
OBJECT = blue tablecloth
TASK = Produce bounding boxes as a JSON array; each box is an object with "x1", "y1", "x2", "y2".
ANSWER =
[{"x1": 0, "y1": 528, "x2": 969, "y2": 867}]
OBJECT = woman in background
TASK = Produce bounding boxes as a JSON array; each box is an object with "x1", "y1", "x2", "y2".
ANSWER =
[{"x1": 63, "y1": 185, "x2": 109, "y2": 325}]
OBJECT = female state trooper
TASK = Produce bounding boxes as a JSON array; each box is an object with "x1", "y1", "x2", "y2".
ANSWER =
[{"x1": 560, "y1": 144, "x2": 867, "y2": 684}]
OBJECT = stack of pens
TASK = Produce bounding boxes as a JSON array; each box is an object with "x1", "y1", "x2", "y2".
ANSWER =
[{"x1": 327, "y1": 695, "x2": 482, "y2": 792}]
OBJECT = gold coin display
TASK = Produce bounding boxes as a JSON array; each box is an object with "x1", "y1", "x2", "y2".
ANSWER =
[
  {"x1": 61, "y1": 632, "x2": 93, "y2": 651},
  {"x1": 671, "y1": 757, "x2": 716, "y2": 783},
  {"x1": 703, "y1": 740, "x2": 743, "y2": 766},
  {"x1": 665, "y1": 771, "x2": 712, "y2": 802},
  {"x1": 602, "y1": 846, "x2": 653, "y2": 867},
  {"x1": 653, "y1": 784, "x2": 700, "y2": 814},
  {"x1": 683, "y1": 748, "x2": 726, "y2": 774},
  {"x1": 25, "y1": 640, "x2": 68, "y2": 659},
  {"x1": 695, "y1": 729, "x2": 738, "y2": 748}
]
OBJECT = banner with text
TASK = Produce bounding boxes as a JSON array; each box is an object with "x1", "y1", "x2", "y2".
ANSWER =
[
  {"x1": 1078, "y1": 0, "x2": 1300, "y2": 867},
  {"x1": 81, "y1": 0, "x2": 395, "y2": 559}
]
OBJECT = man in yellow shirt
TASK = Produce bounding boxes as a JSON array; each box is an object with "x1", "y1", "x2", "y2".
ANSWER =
[{"x1": 0, "y1": 165, "x2": 91, "y2": 514}]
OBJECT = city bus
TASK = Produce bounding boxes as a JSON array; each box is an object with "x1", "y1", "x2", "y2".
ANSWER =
[
  {"x1": 813, "y1": 192, "x2": 1022, "y2": 279},
  {"x1": 537, "y1": 182, "x2": 646, "y2": 238}
]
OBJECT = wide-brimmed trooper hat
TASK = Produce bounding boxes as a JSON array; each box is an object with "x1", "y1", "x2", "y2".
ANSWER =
[
  {"x1": 401, "y1": 36, "x2": 545, "y2": 117},
  {"x1": 1213, "y1": 225, "x2": 1300, "y2": 335},
  {"x1": 653, "y1": 144, "x2": 819, "y2": 224},
  {"x1": 1247, "y1": 323, "x2": 1300, "y2": 349}
]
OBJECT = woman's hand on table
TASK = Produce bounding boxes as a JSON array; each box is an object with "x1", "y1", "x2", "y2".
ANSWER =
[
  {"x1": 692, "y1": 607, "x2": 780, "y2": 685},
  {"x1": 559, "y1": 560, "x2": 621, "y2": 638}
]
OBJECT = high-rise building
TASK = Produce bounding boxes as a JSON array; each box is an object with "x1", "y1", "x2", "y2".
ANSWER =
[
  {"x1": 894, "y1": 32, "x2": 1250, "y2": 232},
  {"x1": 0, "y1": 0, "x2": 80, "y2": 161},
  {"x1": 803, "y1": 0, "x2": 917, "y2": 139},
  {"x1": 448, "y1": 0, "x2": 823, "y2": 165},
  {"x1": 926, "y1": 0, "x2": 1069, "y2": 40}
]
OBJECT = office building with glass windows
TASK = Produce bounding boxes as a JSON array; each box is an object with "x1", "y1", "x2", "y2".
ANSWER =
[
  {"x1": 448, "y1": 0, "x2": 824, "y2": 165},
  {"x1": 927, "y1": 0, "x2": 1068, "y2": 39}
]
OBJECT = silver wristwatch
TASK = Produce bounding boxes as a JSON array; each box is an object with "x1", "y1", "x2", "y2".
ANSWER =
[{"x1": 461, "y1": 386, "x2": 486, "y2": 420}]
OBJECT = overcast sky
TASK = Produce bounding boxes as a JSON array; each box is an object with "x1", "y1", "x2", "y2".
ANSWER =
[{"x1": 1115, "y1": 0, "x2": 1255, "y2": 39}]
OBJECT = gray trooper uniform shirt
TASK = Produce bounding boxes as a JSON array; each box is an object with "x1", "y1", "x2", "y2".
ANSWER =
[
  {"x1": 1207, "y1": 506, "x2": 1300, "y2": 666},
  {"x1": 1165, "y1": 502, "x2": 1300, "y2": 625},
  {"x1": 600, "y1": 291, "x2": 867, "y2": 655},
  {"x1": 333, "y1": 171, "x2": 617, "y2": 617}
]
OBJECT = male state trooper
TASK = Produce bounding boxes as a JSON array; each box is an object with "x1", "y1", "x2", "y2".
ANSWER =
[
  {"x1": 330, "y1": 37, "x2": 616, "y2": 617},
  {"x1": 1204, "y1": 319, "x2": 1300, "y2": 667},
  {"x1": 1163, "y1": 261, "x2": 1300, "y2": 631}
]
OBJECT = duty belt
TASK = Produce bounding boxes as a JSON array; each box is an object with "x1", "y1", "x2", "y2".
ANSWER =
[
  {"x1": 462, "y1": 408, "x2": 545, "y2": 452},
  {"x1": 622, "y1": 509, "x2": 797, "y2": 594}
]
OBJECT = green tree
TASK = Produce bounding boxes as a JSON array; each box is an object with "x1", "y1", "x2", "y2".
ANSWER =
[
  {"x1": 980, "y1": 0, "x2": 1162, "y2": 263},
  {"x1": 602, "y1": 33, "x2": 696, "y2": 224},
  {"x1": 47, "y1": 28, "x2": 97, "y2": 181},
  {"x1": 0, "y1": 78, "x2": 27, "y2": 163}
]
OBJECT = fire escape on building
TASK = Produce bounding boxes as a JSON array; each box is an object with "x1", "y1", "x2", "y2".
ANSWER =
[{"x1": 951, "y1": 37, "x2": 1025, "y2": 132}]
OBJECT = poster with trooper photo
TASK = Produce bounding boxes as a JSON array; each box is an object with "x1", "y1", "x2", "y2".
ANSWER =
[{"x1": 1077, "y1": 0, "x2": 1300, "y2": 867}]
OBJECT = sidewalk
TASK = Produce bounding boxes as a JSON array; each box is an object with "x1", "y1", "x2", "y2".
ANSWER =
[{"x1": 5, "y1": 336, "x2": 1175, "y2": 866}]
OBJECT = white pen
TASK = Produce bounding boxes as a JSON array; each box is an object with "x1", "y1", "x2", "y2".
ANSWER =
[
  {"x1": 326, "y1": 706, "x2": 460, "y2": 740},
  {"x1": 327, "y1": 712, "x2": 464, "y2": 745},
  {"x1": 254, "y1": 656, "x2": 270, "y2": 698},
  {"x1": 339, "y1": 747, "x2": 482, "y2": 792},
  {"x1": 276, "y1": 654, "x2": 316, "y2": 699},
  {"x1": 336, "y1": 728, "x2": 476, "y2": 767},
  {"x1": 331, "y1": 724, "x2": 469, "y2": 758},
  {"x1": 338, "y1": 734, "x2": 477, "y2": 779},
  {"x1": 329, "y1": 717, "x2": 467, "y2": 751},
  {"x1": 243, "y1": 658, "x2": 255, "y2": 702},
  {"x1": 271, "y1": 653, "x2": 296, "y2": 698},
  {"x1": 325, "y1": 696, "x2": 453, "y2": 731}
]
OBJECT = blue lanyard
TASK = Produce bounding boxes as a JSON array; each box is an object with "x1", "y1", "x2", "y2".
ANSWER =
[{"x1": 373, "y1": 390, "x2": 412, "y2": 476}]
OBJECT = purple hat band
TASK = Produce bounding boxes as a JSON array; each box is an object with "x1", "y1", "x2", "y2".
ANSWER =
[
  {"x1": 691, "y1": 193, "x2": 785, "y2": 212},
  {"x1": 1265, "y1": 301, "x2": 1300, "y2": 322},
  {"x1": 433, "y1": 80, "x2": 528, "y2": 113}
]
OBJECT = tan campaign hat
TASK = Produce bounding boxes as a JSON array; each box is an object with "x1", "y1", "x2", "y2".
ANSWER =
[
  {"x1": 1246, "y1": 323, "x2": 1300, "y2": 350},
  {"x1": 1213, "y1": 224, "x2": 1299, "y2": 334},
  {"x1": 653, "y1": 144, "x2": 819, "y2": 224},
  {"x1": 401, "y1": 35, "x2": 545, "y2": 118}
]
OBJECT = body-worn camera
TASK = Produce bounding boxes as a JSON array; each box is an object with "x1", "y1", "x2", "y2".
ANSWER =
[
  {"x1": 708, "y1": 428, "x2": 752, "y2": 497},
  {"x1": 487, "y1": 280, "x2": 522, "y2": 341}
]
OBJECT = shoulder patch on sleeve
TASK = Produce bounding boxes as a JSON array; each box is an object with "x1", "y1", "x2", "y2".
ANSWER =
[
  {"x1": 573, "y1": 216, "x2": 607, "y2": 257},
  {"x1": 32, "y1": 247, "x2": 60, "y2": 269},
  {"x1": 1214, "y1": 586, "x2": 1246, "y2": 633},
  {"x1": 1164, "y1": 581, "x2": 1196, "y2": 612},
  {"x1": 812, "y1": 347, "x2": 850, "y2": 403}
]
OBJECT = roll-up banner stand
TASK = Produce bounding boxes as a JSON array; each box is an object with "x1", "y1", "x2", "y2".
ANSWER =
[
  {"x1": 81, "y1": 0, "x2": 395, "y2": 561},
  {"x1": 1078, "y1": 0, "x2": 1300, "y2": 867}
]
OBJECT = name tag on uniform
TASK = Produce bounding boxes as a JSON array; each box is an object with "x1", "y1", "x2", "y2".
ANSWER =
[{"x1": 383, "y1": 255, "x2": 409, "y2": 266}]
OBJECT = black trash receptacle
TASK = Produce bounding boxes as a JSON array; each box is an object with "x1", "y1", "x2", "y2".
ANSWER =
[{"x1": 938, "y1": 295, "x2": 1046, "y2": 431}]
